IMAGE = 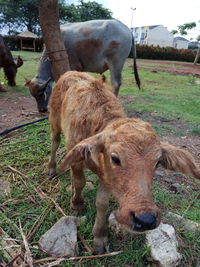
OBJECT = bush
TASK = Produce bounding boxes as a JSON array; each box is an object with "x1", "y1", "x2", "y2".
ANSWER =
[{"x1": 130, "y1": 45, "x2": 199, "y2": 63}]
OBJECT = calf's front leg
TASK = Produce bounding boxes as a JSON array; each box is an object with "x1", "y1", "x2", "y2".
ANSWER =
[
  {"x1": 71, "y1": 164, "x2": 86, "y2": 215},
  {"x1": 93, "y1": 182, "x2": 110, "y2": 254},
  {"x1": 48, "y1": 133, "x2": 61, "y2": 178}
]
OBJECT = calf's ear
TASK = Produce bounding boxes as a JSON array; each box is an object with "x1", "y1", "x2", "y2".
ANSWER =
[
  {"x1": 160, "y1": 142, "x2": 200, "y2": 180},
  {"x1": 59, "y1": 134, "x2": 104, "y2": 171},
  {"x1": 24, "y1": 79, "x2": 31, "y2": 86}
]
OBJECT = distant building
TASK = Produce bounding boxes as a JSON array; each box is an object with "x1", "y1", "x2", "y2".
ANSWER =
[
  {"x1": 188, "y1": 41, "x2": 200, "y2": 49},
  {"x1": 17, "y1": 30, "x2": 39, "y2": 52},
  {"x1": 173, "y1": 36, "x2": 189, "y2": 49},
  {"x1": 132, "y1": 25, "x2": 174, "y2": 47}
]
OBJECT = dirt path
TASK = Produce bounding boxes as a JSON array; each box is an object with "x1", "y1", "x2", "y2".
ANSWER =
[{"x1": 137, "y1": 59, "x2": 200, "y2": 77}]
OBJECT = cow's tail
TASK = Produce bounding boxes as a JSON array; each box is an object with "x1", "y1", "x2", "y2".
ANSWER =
[{"x1": 132, "y1": 34, "x2": 141, "y2": 89}]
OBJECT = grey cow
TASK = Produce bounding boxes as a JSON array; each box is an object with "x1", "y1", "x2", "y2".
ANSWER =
[{"x1": 26, "y1": 19, "x2": 140, "y2": 112}]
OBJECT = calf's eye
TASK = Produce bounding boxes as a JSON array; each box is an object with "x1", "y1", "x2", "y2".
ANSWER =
[
  {"x1": 155, "y1": 161, "x2": 161, "y2": 168},
  {"x1": 111, "y1": 154, "x2": 121, "y2": 166}
]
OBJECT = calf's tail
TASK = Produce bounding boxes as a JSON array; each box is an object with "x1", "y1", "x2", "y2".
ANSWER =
[{"x1": 132, "y1": 34, "x2": 141, "y2": 89}]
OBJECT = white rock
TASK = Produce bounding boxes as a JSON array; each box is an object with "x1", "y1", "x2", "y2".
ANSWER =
[
  {"x1": 146, "y1": 223, "x2": 182, "y2": 267},
  {"x1": 39, "y1": 216, "x2": 78, "y2": 257}
]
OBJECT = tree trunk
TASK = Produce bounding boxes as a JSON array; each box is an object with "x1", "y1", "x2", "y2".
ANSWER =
[
  {"x1": 38, "y1": 0, "x2": 70, "y2": 81},
  {"x1": 194, "y1": 47, "x2": 200, "y2": 65}
]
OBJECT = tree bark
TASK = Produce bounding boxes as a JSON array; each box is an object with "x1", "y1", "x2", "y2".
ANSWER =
[
  {"x1": 194, "y1": 47, "x2": 200, "y2": 65},
  {"x1": 39, "y1": 0, "x2": 70, "y2": 81}
]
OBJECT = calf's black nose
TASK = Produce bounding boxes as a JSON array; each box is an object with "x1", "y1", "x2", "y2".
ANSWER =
[{"x1": 133, "y1": 213, "x2": 157, "y2": 231}]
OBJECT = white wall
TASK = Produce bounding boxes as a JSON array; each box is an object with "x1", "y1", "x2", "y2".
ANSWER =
[
  {"x1": 147, "y1": 25, "x2": 174, "y2": 47},
  {"x1": 174, "y1": 40, "x2": 189, "y2": 49}
]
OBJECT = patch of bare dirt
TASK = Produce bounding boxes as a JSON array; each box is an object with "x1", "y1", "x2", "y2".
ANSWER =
[{"x1": 0, "y1": 93, "x2": 45, "y2": 132}]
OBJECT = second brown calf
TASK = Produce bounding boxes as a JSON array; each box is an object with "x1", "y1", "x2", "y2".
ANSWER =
[{"x1": 48, "y1": 71, "x2": 200, "y2": 254}]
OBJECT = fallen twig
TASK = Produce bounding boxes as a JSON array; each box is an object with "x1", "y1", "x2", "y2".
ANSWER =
[
  {"x1": 5, "y1": 253, "x2": 22, "y2": 267},
  {"x1": 19, "y1": 219, "x2": 34, "y2": 267},
  {"x1": 26, "y1": 207, "x2": 50, "y2": 242},
  {"x1": 68, "y1": 250, "x2": 123, "y2": 260},
  {"x1": 7, "y1": 165, "x2": 29, "y2": 189},
  {"x1": 0, "y1": 145, "x2": 31, "y2": 157},
  {"x1": 77, "y1": 233, "x2": 93, "y2": 254},
  {"x1": 24, "y1": 256, "x2": 65, "y2": 266},
  {"x1": 182, "y1": 192, "x2": 200, "y2": 218},
  {"x1": 38, "y1": 169, "x2": 70, "y2": 188},
  {"x1": 0, "y1": 138, "x2": 28, "y2": 147},
  {"x1": 24, "y1": 250, "x2": 122, "y2": 266},
  {"x1": 0, "y1": 213, "x2": 20, "y2": 234},
  {"x1": 7, "y1": 165, "x2": 37, "y2": 206},
  {"x1": 33, "y1": 186, "x2": 66, "y2": 217},
  {"x1": 0, "y1": 197, "x2": 31, "y2": 208}
]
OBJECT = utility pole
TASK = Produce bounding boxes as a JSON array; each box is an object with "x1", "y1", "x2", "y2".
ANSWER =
[{"x1": 130, "y1": 7, "x2": 136, "y2": 28}]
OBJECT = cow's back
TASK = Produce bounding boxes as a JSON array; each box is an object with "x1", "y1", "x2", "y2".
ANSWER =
[
  {"x1": 54, "y1": 71, "x2": 125, "y2": 149},
  {"x1": 60, "y1": 20, "x2": 132, "y2": 73}
]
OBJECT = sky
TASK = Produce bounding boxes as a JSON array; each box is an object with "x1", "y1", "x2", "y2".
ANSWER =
[{"x1": 69, "y1": 0, "x2": 200, "y2": 40}]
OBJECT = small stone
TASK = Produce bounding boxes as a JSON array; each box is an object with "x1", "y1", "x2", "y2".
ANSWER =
[
  {"x1": 39, "y1": 216, "x2": 78, "y2": 257},
  {"x1": 165, "y1": 212, "x2": 200, "y2": 231},
  {"x1": 155, "y1": 170, "x2": 165, "y2": 178},
  {"x1": 85, "y1": 181, "x2": 95, "y2": 190},
  {"x1": 170, "y1": 183, "x2": 184, "y2": 194},
  {"x1": 146, "y1": 223, "x2": 182, "y2": 267},
  {"x1": 164, "y1": 178, "x2": 173, "y2": 183}
]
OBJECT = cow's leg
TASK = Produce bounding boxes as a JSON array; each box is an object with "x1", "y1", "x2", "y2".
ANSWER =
[
  {"x1": 93, "y1": 182, "x2": 110, "y2": 254},
  {"x1": 71, "y1": 164, "x2": 86, "y2": 215},
  {"x1": 109, "y1": 61, "x2": 124, "y2": 96},
  {"x1": 48, "y1": 120, "x2": 61, "y2": 178}
]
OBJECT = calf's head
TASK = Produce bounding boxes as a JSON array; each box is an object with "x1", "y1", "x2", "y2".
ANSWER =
[
  {"x1": 25, "y1": 77, "x2": 52, "y2": 113},
  {"x1": 60, "y1": 118, "x2": 200, "y2": 233}
]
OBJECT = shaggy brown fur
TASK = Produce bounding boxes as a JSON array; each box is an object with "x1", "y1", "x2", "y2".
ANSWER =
[{"x1": 48, "y1": 71, "x2": 200, "y2": 254}]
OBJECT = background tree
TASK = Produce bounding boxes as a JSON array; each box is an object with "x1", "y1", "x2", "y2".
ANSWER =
[
  {"x1": 172, "y1": 22, "x2": 200, "y2": 64},
  {"x1": 0, "y1": 0, "x2": 41, "y2": 35},
  {"x1": 76, "y1": 0, "x2": 112, "y2": 22},
  {"x1": 0, "y1": 0, "x2": 112, "y2": 35}
]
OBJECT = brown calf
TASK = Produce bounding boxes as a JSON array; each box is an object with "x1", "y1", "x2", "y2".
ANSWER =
[{"x1": 48, "y1": 71, "x2": 200, "y2": 254}]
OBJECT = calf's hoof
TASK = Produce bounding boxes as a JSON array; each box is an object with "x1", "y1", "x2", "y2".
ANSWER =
[
  {"x1": 48, "y1": 168, "x2": 57, "y2": 179},
  {"x1": 93, "y1": 237, "x2": 109, "y2": 255},
  {"x1": 70, "y1": 201, "x2": 85, "y2": 216}
]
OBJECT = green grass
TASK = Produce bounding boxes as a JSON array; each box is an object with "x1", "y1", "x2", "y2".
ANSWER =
[
  {"x1": 0, "y1": 53, "x2": 200, "y2": 266},
  {"x1": 119, "y1": 67, "x2": 200, "y2": 124},
  {"x1": 0, "y1": 50, "x2": 41, "y2": 96}
]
